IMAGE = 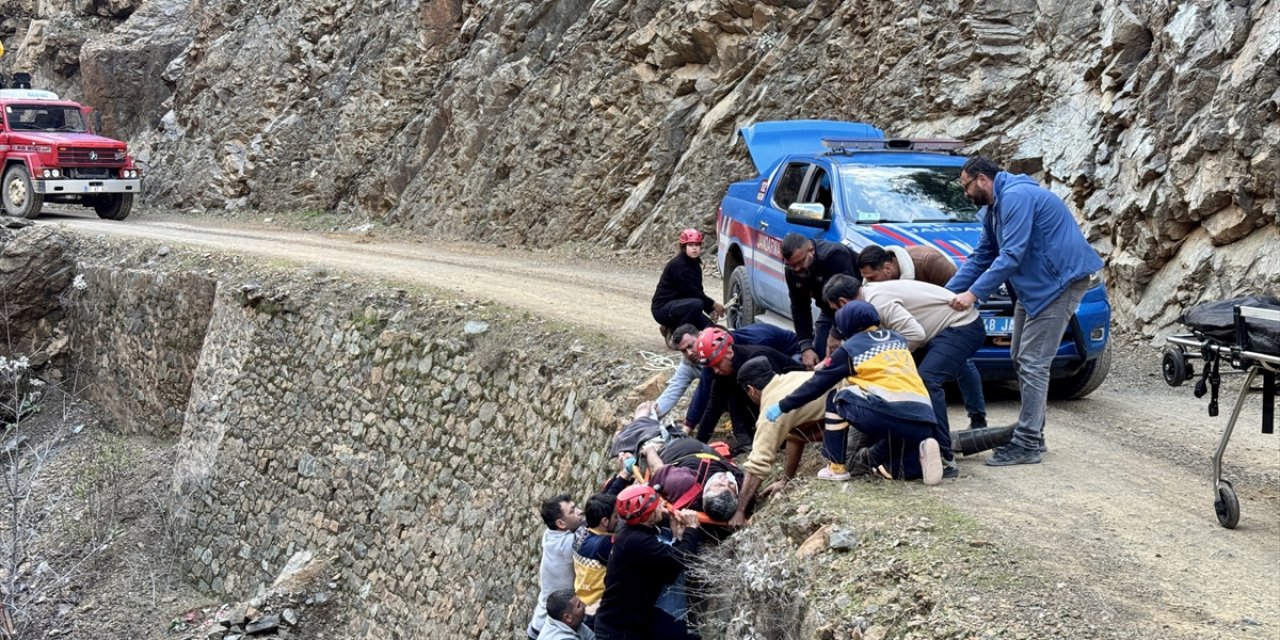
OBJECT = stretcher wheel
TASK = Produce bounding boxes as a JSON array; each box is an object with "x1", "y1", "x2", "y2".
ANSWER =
[
  {"x1": 1214, "y1": 482, "x2": 1240, "y2": 529},
  {"x1": 1162, "y1": 347, "x2": 1189, "y2": 387}
]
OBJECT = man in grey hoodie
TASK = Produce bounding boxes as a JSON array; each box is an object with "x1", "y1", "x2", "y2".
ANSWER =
[
  {"x1": 539, "y1": 588, "x2": 597, "y2": 640},
  {"x1": 527, "y1": 495, "x2": 586, "y2": 640}
]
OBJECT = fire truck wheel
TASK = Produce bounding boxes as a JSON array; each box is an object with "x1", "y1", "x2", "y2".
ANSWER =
[
  {"x1": 3, "y1": 165, "x2": 44, "y2": 219},
  {"x1": 93, "y1": 193, "x2": 133, "y2": 221}
]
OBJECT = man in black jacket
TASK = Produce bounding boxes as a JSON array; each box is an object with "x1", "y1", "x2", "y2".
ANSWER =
[
  {"x1": 780, "y1": 233, "x2": 860, "y2": 369},
  {"x1": 691, "y1": 327, "x2": 804, "y2": 454},
  {"x1": 593, "y1": 485, "x2": 700, "y2": 640}
]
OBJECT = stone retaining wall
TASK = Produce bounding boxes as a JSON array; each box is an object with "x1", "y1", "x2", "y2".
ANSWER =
[
  {"x1": 62, "y1": 266, "x2": 217, "y2": 437},
  {"x1": 165, "y1": 277, "x2": 639, "y2": 638}
]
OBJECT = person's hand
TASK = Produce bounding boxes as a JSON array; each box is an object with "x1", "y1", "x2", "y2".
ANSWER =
[
  {"x1": 760, "y1": 478, "x2": 790, "y2": 499},
  {"x1": 711, "y1": 302, "x2": 726, "y2": 320},
  {"x1": 801, "y1": 348, "x2": 820, "y2": 370},
  {"x1": 640, "y1": 441, "x2": 661, "y2": 457},
  {"x1": 949, "y1": 291, "x2": 978, "y2": 311},
  {"x1": 764, "y1": 404, "x2": 782, "y2": 422},
  {"x1": 616, "y1": 452, "x2": 635, "y2": 479},
  {"x1": 678, "y1": 509, "x2": 700, "y2": 528},
  {"x1": 728, "y1": 511, "x2": 747, "y2": 528}
]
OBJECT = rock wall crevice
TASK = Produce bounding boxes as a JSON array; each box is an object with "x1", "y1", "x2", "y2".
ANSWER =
[{"x1": 63, "y1": 266, "x2": 217, "y2": 437}]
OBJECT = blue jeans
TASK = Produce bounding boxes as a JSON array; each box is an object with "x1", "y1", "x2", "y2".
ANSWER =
[
  {"x1": 917, "y1": 320, "x2": 986, "y2": 461},
  {"x1": 957, "y1": 360, "x2": 986, "y2": 418},
  {"x1": 1009, "y1": 279, "x2": 1090, "y2": 449},
  {"x1": 655, "y1": 528, "x2": 690, "y2": 622}
]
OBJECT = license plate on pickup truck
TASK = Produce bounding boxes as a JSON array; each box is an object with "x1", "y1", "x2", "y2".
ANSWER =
[
  {"x1": 82, "y1": 185, "x2": 105, "y2": 193},
  {"x1": 983, "y1": 316, "x2": 1013, "y2": 336}
]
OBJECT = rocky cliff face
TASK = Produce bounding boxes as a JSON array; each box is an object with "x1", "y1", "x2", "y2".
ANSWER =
[{"x1": 2, "y1": 0, "x2": 1277, "y2": 332}]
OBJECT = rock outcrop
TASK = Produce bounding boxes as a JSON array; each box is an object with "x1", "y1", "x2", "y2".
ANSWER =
[
  {"x1": 2, "y1": 0, "x2": 1277, "y2": 333},
  {"x1": 0, "y1": 224, "x2": 76, "y2": 365}
]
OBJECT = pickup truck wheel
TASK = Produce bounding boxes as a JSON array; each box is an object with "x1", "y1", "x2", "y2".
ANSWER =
[
  {"x1": 1049, "y1": 341, "x2": 1112, "y2": 400},
  {"x1": 725, "y1": 266, "x2": 757, "y2": 329},
  {"x1": 3, "y1": 166, "x2": 44, "y2": 219},
  {"x1": 93, "y1": 193, "x2": 133, "y2": 221}
]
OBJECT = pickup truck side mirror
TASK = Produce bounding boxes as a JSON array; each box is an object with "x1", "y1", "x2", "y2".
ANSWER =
[{"x1": 786, "y1": 202, "x2": 830, "y2": 229}]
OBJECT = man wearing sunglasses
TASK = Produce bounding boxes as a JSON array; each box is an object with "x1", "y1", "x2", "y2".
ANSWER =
[{"x1": 945, "y1": 157, "x2": 1104, "y2": 467}]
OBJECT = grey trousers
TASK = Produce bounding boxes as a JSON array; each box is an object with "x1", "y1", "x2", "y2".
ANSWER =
[{"x1": 1009, "y1": 278, "x2": 1090, "y2": 449}]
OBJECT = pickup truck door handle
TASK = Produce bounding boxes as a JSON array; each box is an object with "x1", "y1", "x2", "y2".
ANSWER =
[{"x1": 759, "y1": 221, "x2": 769, "y2": 230}]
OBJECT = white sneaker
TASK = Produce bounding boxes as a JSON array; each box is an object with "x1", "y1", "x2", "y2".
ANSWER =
[
  {"x1": 817, "y1": 465, "x2": 851, "y2": 481},
  {"x1": 919, "y1": 438, "x2": 943, "y2": 486}
]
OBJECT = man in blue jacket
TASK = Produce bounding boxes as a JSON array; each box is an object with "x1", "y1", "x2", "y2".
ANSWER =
[{"x1": 945, "y1": 157, "x2": 1104, "y2": 467}]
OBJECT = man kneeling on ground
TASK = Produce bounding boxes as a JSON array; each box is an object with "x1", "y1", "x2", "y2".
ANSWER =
[{"x1": 764, "y1": 301, "x2": 944, "y2": 485}]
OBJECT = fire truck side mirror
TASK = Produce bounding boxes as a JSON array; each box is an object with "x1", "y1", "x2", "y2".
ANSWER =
[{"x1": 90, "y1": 109, "x2": 102, "y2": 134}]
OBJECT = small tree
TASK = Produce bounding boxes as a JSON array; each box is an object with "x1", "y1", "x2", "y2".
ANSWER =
[
  {"x1": 0, "y1": 273, "x2": 108, "y2": 639},
  {"x1": 0, "y1": 353, "x2": 50, "y2": 639}
]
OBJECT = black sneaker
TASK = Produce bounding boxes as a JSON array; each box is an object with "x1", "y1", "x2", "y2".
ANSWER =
[
  {"x1": 967, "y1": 414, "x2": 987, "y2": 430},
  {"x1": 985, "y1": 443, "x2": 1042, "y2": 467},
  {"x1": 846, "y1": 447, "x2": 875, "y2": 476},
  {"x1": 942, "y1": 460, "x2": 960, "y2": 479}
]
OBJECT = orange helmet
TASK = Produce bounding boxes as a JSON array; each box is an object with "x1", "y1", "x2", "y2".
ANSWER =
[
  {"x1": 678, "y1": 228, "x2": 704, "y2": 245},
  {"x1": 695, "y1": 327, "x2": 734, "y2": 367},
  {"x1": 616, "y1": 484, "x2": 661, "y2": 525}
]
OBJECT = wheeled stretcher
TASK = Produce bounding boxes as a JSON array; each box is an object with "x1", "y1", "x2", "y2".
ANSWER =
[{"x1": 1163, "y1": 300, "x2": 1279, "y2": 528}]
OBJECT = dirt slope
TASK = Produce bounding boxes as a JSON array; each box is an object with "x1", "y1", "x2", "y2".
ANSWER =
[{"x1": 49, "y1": 210, "x2": 1280, "y2": 638}]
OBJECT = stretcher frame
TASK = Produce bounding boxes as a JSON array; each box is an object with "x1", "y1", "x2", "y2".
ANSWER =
[{"x1": 1164, "y1": 304, "x2": 1279, "y2": 529}]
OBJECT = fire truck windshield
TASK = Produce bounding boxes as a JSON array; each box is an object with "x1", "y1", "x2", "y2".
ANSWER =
[{"x1": 5, "y1": 104, "x2": 87, "y2": 132}]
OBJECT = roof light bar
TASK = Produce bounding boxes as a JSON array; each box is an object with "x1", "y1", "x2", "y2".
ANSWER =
[{"x1": 821, "y1": 137, "x2": 965, "y2": 154}]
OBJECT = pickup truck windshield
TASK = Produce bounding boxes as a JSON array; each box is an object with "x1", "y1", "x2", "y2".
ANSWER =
[
  {"x1": 838, "y1": 165, "x2": 978, "y2": 224},
  {"x1": 5, "y1": 104, "x2": 87, "y2": 132}
]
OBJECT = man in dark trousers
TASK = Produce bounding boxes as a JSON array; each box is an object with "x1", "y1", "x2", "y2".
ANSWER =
[
  {"x1": 592, "y1": 485, "x2": 701, "y2": 640},
  {"x1": 858, "y1": 244, "x2": 987, "y2": 429},
  {"x1": 690, "y1": 327, "x2": 804, "y2": 454},
  {"x1": 780, "y1": 233, "x2": 860, "y2": 369}
]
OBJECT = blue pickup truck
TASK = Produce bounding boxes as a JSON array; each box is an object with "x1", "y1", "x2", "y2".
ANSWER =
[{"x1": 715, "y1": 120, "x2": 1111, "y2": 399}]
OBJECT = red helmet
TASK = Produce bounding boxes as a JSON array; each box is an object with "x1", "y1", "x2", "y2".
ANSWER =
[
  {"x1": 678, "y1": 228, "x2": 704, "y2": 246},
  {"x1": 695, "y1": 327, "x2": 734, "y2": 367},
  {"x1": 616, "y1": 484, "x2": 661, "y2": 525}
]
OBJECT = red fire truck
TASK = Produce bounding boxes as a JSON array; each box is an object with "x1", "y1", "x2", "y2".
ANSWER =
[{"x1": 0, "y1": 75, "x2": 141, "y2": 220}]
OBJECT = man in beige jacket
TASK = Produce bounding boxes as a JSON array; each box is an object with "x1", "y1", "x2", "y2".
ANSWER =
[
  {"x1": 726, "y1": 356, "x2": 839, "y2": 526},
  {"x1": 858, "y1": 244, "x2": 988, "y2": 430}
]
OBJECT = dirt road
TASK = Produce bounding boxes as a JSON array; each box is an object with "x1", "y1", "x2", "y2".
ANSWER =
[{"x1": 49, "y1": 211, "x2": 1280, "y2": 638}]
